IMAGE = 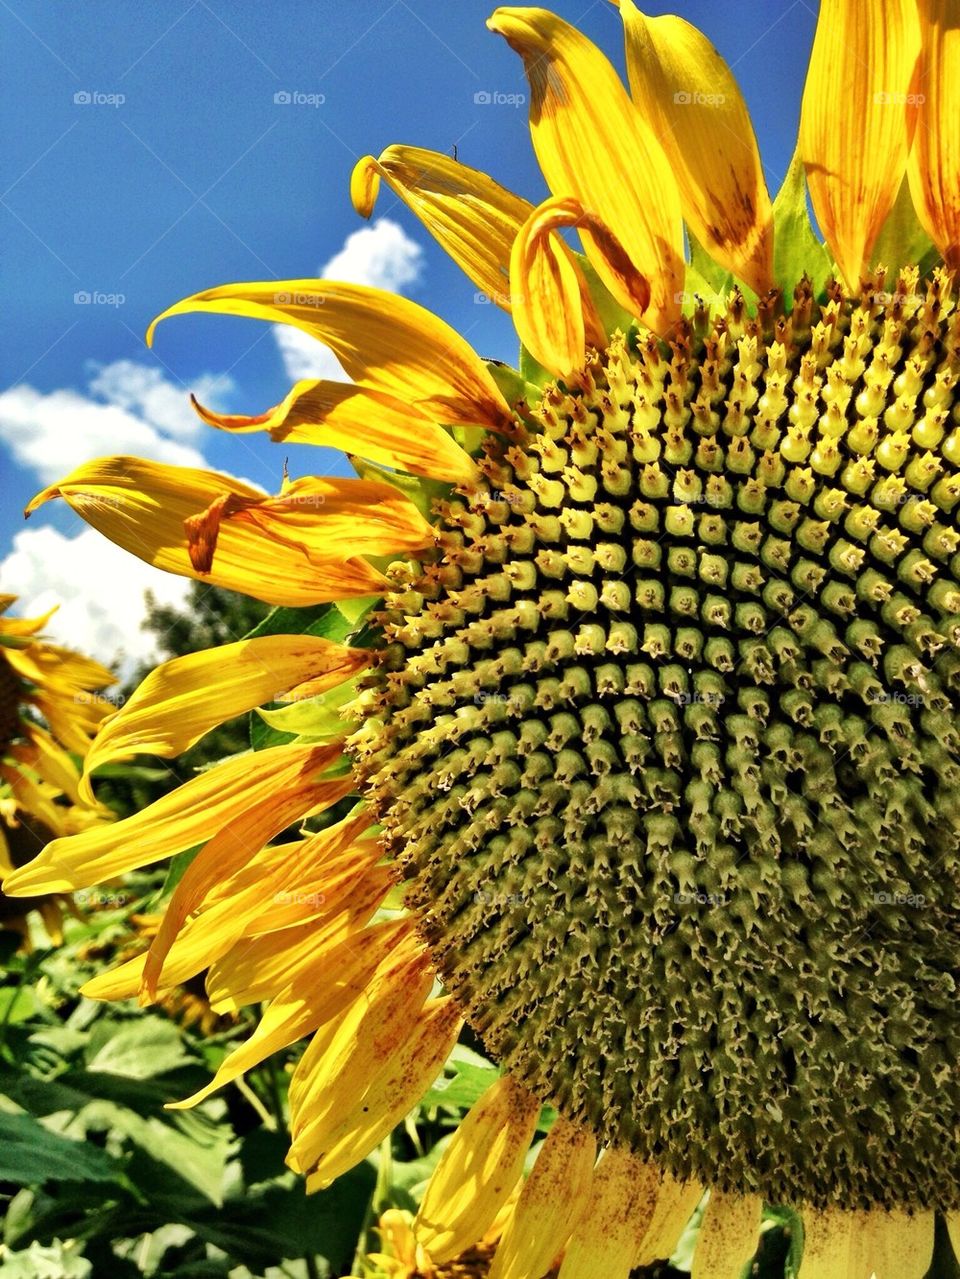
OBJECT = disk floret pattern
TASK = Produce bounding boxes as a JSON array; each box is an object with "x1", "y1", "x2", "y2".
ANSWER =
[{"x1": 356, "y1": 267, "x2": 960, "y2": 1210}]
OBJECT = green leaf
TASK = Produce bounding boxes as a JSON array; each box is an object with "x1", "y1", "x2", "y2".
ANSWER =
[
  {"x1": 682, "y1": 231, "x2": 736, "y2": 315},
  {"x1": 771, "y1": 147, "x2": 833, "y2": 302},
  {"x1": 573, "y1": 251, "x2": 636, "y2": 337},
  {"x1": 244, "y1": 602, "x2": 355, "y2": 645},
  {"x1": 519, "y1": 344, "x2": 552, "y2": 391},
  {"x1": 349, "y1": 455, "x2": 448, "y2": 521},
  {"x1": 83, "y1": 1020, "x2": 191, "y2": 1080},
  {"x1": 486, "y1": 359, "x2": 542, "y2": 410},
  {"x1": 762, "y1": 1203, "x2": 804, "y2": 1279},
  {"x1": 256, "y1": 679, "x2": 359, "y2": 743},
  {"x1": 0, "y1": 1110, "x2": 122, "y2": 1185},
  {"x1": 246, "y1": 603, "x2": 359, "y2": 751},
  {"x1": 421, "y1": 1044, "x2": 500, "y2": 1111},
  {"x1": 870, "y1": 176, "x2": 939, "y2": 282}
]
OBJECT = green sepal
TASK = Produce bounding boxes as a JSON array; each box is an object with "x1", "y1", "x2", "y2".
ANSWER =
[
  {"x1": 485, "y1": 358, "x2": 542, "y2": 410},
  {"x1": 870, "y1": 176, "x2": 940, "y2": 281},
  {"x1": 573, "y1": 250, "x2": 635, "y2": 337},
  {"x1": 256, "y1": 678, "x2": 360, "y2": 742},
  {"x1": 348, "y1": 454, "x2": 449, "y2": 520},
  {"x1": 246, "y1": 602, "x2": 357, "y2": 750},
  {"x1": 772, "y1": 147, "x2": 833, "y2": 303},
  {"x1": 519, "y1": 344, "x2": 552, "y2": 390},
  {"x1": 244, "y1": 602, "x2": 355, "y2": 646},
  {"x1": 688, "y1": 230, "x2": 736, "y2": 301}
]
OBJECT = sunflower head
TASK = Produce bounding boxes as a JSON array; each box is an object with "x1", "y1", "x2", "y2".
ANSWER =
[
  {"x1": 0, "y1": 596, "x2": 115, "y2": 945},
  {"x1": 8, "y1": 1, "x2": 960, "y2": 1274}
]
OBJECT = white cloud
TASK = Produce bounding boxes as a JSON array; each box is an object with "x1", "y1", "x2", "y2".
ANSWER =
[
  {"x1": 0, "y1": 360, "x2": 236, "y2": 484},
  {"x1": 273, "y1": 217, "x2": 424, "y2": 381},
  {"x1": 1, "y1": 526, "x2": 192, "y2": 679},
  {"x1": 86, "y1": 359, "x2": 233, "y2": 439}
]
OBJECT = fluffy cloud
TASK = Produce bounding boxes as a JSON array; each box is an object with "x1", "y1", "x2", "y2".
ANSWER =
[
  {"x1": 1, "y1": 526, "x2": 191, "y2": 679},
  {"x1": 0, "y1": 360, "x2": 235, "y2": 483},
  {"x1": 274, "y1": 217, "x2": 424, "y2": 381},
  {"x1": 86, "y1": 359, "x2": 232, "y2": 439}
]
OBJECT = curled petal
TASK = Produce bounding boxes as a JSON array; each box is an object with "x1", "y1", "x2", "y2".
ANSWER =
[
  {"x1": 510, "y1": 196, "x2": 616, "y2": 379},
  {"x1": 352, "y1": 146, "x2": 531, "y2": 309},
  {"x1": 488, "y1": 6, "x2": 683, "y2": 331},
  {"x1": 148, "y1": 280, "x2": 512, "y2": 431},
  {"x1": 192, "y1": 380, "x2": 478, "y2": 484}
]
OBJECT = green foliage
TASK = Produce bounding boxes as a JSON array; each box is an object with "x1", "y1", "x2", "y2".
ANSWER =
[{"x1": 771, "y1": 147, "x2": 833, "y2": 302}]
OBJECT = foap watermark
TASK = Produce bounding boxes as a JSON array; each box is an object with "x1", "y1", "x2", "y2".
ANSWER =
[
  {"x1": 867, "y1": 691, "x2": 925, "y2": 707},
  {"x1": 274, "y1": 90, "x2": 326, "y2": 107},
  {"x1": 673, "y1": 89, "x2": 726, "y2": 107},
  {"x1": 474, "y1": 289, "x2": 525, "y2": 307},
  {"x1": 73, "y1": 691, "x2": 125, "y2": 707},
  {"x1": 276, "y1": 493, "x2": 327, "y2": 508},
  {"x1": 670, "y1": 691, "x2": 725, "y2": 706},
  {"x1": 473, "y1": 89, "x2": 526, "y2": 107},
  {"x1": 75, "y1": 888, "x2": 132, "y2": 908},
  {"x1": 473, "y1": 690, "x2": 524, "y2": 708},
  {"x1": 74, "y1": 90, "x2": 125, "y2": 108},
  {"x1": 475, "y1": 888, "x2": 526, "y2": 908},
  {"x1": 74, "y1": 290, "x2": 125, "y2": 308},
  {"x1": 674, "y1": 288, "x2": 726, "y2": 308},
  {"x1": 475, "y1": 488, "x2": 524, "y2": 508},
  {"x1": 873, "y1": 891, "x2": 926, "y2": 908},
  {"x1": 273, "y1": 890, "x2": 326, "y2": 907},
  {"x1": 675, "y1": 890, "x2": 726, "y2": 907},
  {"x1": 273, "y1": 290, "x2": 325, "y2": 307},
  {"x1": 874, "y1": 90, "x2": 925, "y2": 106}
]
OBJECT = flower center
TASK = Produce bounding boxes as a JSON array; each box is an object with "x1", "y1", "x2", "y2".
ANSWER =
[{"x1": 362, "y1": 270, "x2": 960, "y2": 1211}]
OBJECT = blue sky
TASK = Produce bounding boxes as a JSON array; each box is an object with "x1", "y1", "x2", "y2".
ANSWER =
[{"x1": 0, "y1": 0, "x2": 816, "y2": 669}]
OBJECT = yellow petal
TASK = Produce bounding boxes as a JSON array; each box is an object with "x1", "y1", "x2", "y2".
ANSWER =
[
  {"x1": 19, "y1": 725, "x2": 85, "y2": 807},
  {"x1": 615, "y1": 1, "x2": 773, "y2": 295},
  {"x1": 212, "y1": 474, "x2": 433, "y2": 559},
  {"x1": 487, "y1": 7, "x2": 683, "y2": 331},
  {"x1": 690, "y1": 1190, "x2": 760, "y2": 1279},
  {"x1": 798, "y1": 1206, "x2": 933, "y2": 1279},
  {"x1": 142, "y1": 743, "x2": 351, "y2": 994},
  {"x1": 148, "y1": 280, "x2": 511, "y2": 431},
  {"x1": 288, "y1": 939, "x2": 462, "y2": 1187},
  {"x1": 80, "y1": 634, "x2": 370, "y2": 801},
  {"x1": 0, "y1": 605, "x2": 58, "y2": 638},
  {"x1": 635, "y1": 1172, "x2": 703, "y2": 1266},
  {"x1": 82, "y1": 816, "x2": 375, "y2": 1001},
  {"x1": 799, "y1": 0, "x2": 921, "y2": 289},
  {"x1": 27, "y1": 458, "x2": 392, "y2": 607},
  {"x1": 557, "y1": 1148, "x2": 661, "y2": 1279},
  {"x1": 204, "y1": 866, "x2": 392, "y2": 1009},
  {"x1": 352, "y1": 146, "x2": 531, "y2": 310},
  {"x1": 488, "y1": 1118, "x2": 596, "y2": 1279},
  {"x1": 907, "y1": 0, "x2": 960, "y2": 269},
  {"x1": 415, "y1": 1075, "x2": 541, "y2": 1263},
  {"x1": 510, "y1": 196, "x2": 633, "y2": 379},
  {"x1": 192, "y1": 380, "x2": 478, "y2": 485},
  {"x1": 168, "y1": 916, "x2": 412, "y2": 1109},
  {"x1": 2, "y1": 742, "x2": 331, "y2": 894},
  {"x1": 851, "y1": 1209, "x2": 934, "y2": 1279},
  {"x1": 949, "y1": 1214, "x2": 959, "y2": 1261}
]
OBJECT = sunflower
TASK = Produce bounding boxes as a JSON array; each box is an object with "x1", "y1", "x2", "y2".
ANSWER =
[
  {"x1": 0, "y1": 595, "x2": 115, "y2": 943},
  {"x1": 7, "y1": 0, "x2": 960, "y2": 1273}
]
